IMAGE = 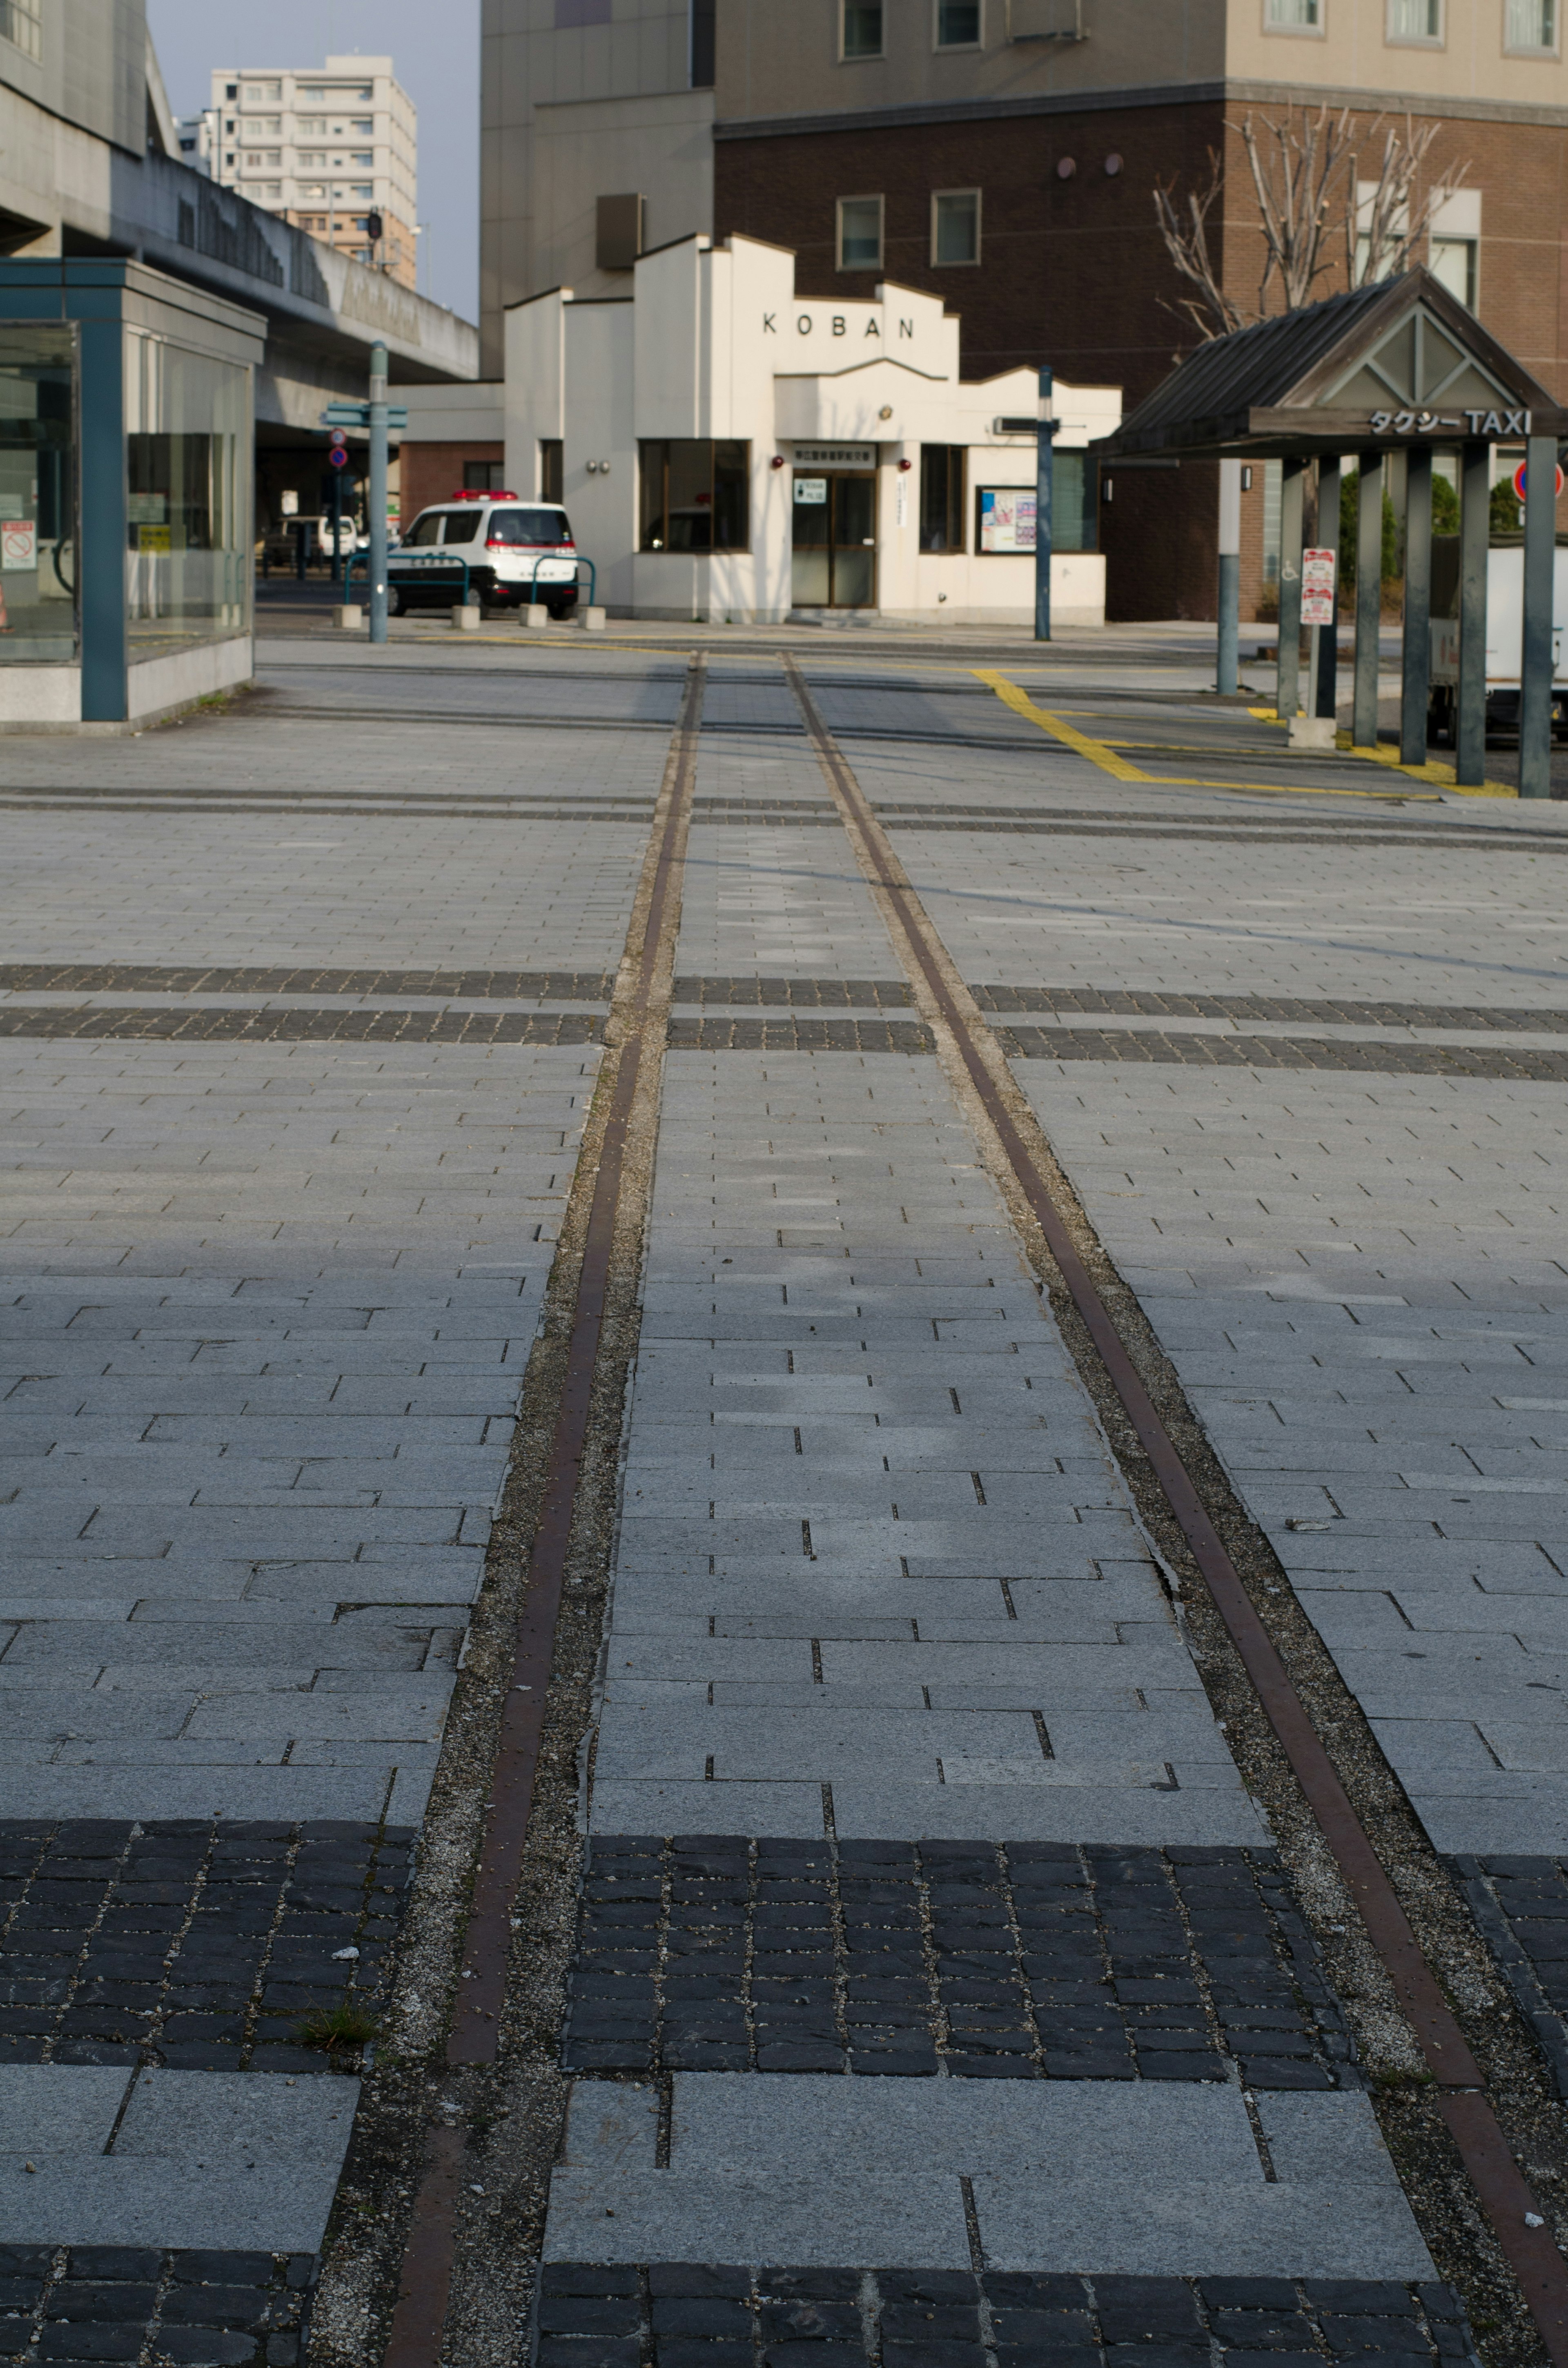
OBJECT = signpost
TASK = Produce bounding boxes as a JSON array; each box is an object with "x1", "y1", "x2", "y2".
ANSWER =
[
  {"x1": 1034, "y1": 365, "x2": 1055, "y2": 643},
  {"x1": 321, "y1": 377, "x2": 406, "y2": 642}
]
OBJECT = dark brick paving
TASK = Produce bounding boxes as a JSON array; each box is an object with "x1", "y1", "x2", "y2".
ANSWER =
[
  {"x1": 969, "y1": 987, "x2": 1568, "y2": 1030},
  {"x1": 0, "y1": 966, "x2": 615, "y2": 1001},
  {"x1": 0, "y1": 1819, "x2": 411, "y2": 2072},
  {"x1": 664, "y1": 1019, "x2": 935, "y2": 1055},
  {"x1": 0, "y1": 2244, "x2": 314, "y2": 2368},
  {"x1": 0, "y1": 1007, "x2": 604, "y2": 1046},
  {"x1": 672, "y1": 980, "x2": 914, "y2": 1010},
  {"x1": 562, "y1": 1838, "x2": 1353, "y2": 2087},
  {"x1": 1450, "y1": 1855, "x2": 1568, "y2": 2105},
  {"x1": 994, "y1": 1026, "x2": 1568, "y2": 1079},
  {"x1": 535, "y1": 2267, "x2": 1477, "y2": 2368}
]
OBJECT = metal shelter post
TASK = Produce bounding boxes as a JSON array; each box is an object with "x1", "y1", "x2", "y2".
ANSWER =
[
  {"x1": 1276, "y1": 456, "x2": 1304, "y2": 722},
  {"x1": 1314, "y1": 455, "x2": 1341, "y2": 722},
  {"x1": 1217, "y1": 459, "x2": 1241, "y2": 695},
  {"x1": 1353, "y1": 452, "x2": 1383, "y2": 747},
  {"x1": 1520, "y1": 430, "x2": 1556, "y2": 798},
  {"x1": 1400, "y1": 444, "x2": 1433, "y2": 767},
  {"x1": 1033, "y1": 366, "x2": 1054, "y2": 642},
  {"x1": 1456, "y1": 439, "x2": 1489, "y2": 788},
  {"x1": 368, "y1": 341, "x2": 389, "y2": 647}
]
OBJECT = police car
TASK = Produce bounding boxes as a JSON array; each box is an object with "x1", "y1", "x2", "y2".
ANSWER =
[{"x1": 387, "y1": 492, "x2": 580, "y2": 617}]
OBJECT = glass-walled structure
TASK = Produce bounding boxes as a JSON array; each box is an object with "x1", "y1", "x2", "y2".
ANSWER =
[
  {"x1": 0, "y1": 259, "x2": 264, "y2": 727},
  {"x1": 0, "y1": 325, "x2": 76, "y2": 661},
  {"x1": 125, "y1": 334, "x2": 252, "y2": 653}
]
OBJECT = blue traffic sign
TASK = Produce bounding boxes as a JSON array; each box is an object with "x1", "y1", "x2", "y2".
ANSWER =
[{"x1": 328, "y1": 447, "x2": 350, "y2": 469}]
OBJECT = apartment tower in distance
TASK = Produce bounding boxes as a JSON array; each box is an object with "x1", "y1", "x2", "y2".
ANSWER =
[
  {"x1": 203, "y1": 57, "x2": 418, "y2": 287},
  {"x1": 481, "y1": 0, "x2": 1568, "y2": 618}
]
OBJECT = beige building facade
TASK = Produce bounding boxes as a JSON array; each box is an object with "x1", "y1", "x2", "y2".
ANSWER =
[{"x1": 203, "y1": 56, "x2": 419, "y2": 289}]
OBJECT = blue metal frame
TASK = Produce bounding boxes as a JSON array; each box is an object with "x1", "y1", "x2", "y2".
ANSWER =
[{"x1": 78, "y1": 307, "x2": 126, "y2": 722}]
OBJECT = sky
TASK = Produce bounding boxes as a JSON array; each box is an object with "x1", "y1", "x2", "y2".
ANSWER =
[{"x1": 146, "y1": 0, "x2": 482, "y2": 323}]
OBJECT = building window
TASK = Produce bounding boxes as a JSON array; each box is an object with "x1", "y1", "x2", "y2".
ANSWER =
[
  {"x1": 690, "y1": 0, "x2": 716, "y2": 84},
  {"x1": 463, "y1": 462, "x2": 508, "y2": 491},
  {"x1": 1431, "y1": 235, "x2": 1478, "y2": 306},
  {"x1": 837, "y1": 196, "x2": 884, "y2": 270},
  {"x1": 920, "y1": 447, "x2": 966, "y2": 552},
  {"x1": 936, "y1": 0, "x2": 982, "y2": 42},
  {"x1": 244, "y1": 80, "x2": 281, "y2": 100},
  {"x1": 932, "y1": 189, "x2": 980, "y2": 265},
  {"x1": 639, "y1": 441, "x2": 750, "y2": 552},
  {"x1": 842, "y1": 1, "x2": 884, "y2": 56},
  {"x1": 1388, "y1": 0, "x2": 1442, "y2": 33},
  {"x1": 540, "y1": 440, "x2": 564, "y2": 502},
  {"x1": 1054, "y1": 451, "x2": 1098, "y2": 552},
  {"x1": 1505, "y1": 0, "x2": 1557, "y2": 44},
  {"x1": 1264, "y1": 0, "x2": 1323, "y2": 27}
]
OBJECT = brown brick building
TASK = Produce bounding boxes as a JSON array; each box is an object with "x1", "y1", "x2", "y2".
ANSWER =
[{"x1": 480, "y1": 0, "x2": 1568, "y2": 618}]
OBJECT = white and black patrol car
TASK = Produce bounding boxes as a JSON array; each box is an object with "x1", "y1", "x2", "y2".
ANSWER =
[{"x1": 387, "y1": 493, "x2": 580, "y2": 617}]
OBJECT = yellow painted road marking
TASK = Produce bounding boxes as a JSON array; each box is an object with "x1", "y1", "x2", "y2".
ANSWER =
[
  {"x1": 978, "y1": 672, "x2": 1440, "y2": 800},
  {"x1": 1248, "y1": 703, "x2": 1516, "y2": 796}
]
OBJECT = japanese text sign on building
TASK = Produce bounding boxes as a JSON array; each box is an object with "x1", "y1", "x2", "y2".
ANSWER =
[{"x1": 1300, "y1": 548, "x2": 1336, "y2": 627}]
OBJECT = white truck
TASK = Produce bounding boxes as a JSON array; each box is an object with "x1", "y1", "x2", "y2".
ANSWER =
[{"x1": 1428, "y1": 536, "x2": 1568, "y2": 743}]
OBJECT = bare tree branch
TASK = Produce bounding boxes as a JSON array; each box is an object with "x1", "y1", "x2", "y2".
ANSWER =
[{"x1": 1153, "y1": 104, "x2": 1471, "y2": 341}]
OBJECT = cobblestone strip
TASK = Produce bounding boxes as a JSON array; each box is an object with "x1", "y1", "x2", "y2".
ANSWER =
[
  {"x1": 533, "y1": 2262, "x2": 1479, "y2": 2368},
  {"x1": 992, "y1": 1029, "x2": 1568, "y2": 1082},
  {"x1": 560, "y1": 1837, "x2": 1350, "y2": 2088},
  {"x1": 0, "y1": 967, "x2": 615, "y2": 999},
  {"x1": 0, "y1": 2245, "x2": 316, "y2": 2368},
  {"x1": 0, "y1": 1008, "x2": 605, "y2": 1045},
  {"x1": 0, "y1": 1819, "x2": 411, "y2": 2075}
]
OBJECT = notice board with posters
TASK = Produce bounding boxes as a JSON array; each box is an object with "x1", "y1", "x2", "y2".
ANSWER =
[{"x1": 977, "y1": 486, "x2": 1036, "y2": 553}]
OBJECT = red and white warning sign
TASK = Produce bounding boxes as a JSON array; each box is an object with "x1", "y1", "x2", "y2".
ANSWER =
[
  {"x1": 0, "y1": 521, "x2": 36, "y2": 570},
  {"x1": 1300, "y1": 546, "x2": 1336, "y2": 627}
]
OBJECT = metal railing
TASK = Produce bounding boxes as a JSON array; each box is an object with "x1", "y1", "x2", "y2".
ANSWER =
[{"x1": 526, "y1": 554, "x2": 597, "y2": 609}]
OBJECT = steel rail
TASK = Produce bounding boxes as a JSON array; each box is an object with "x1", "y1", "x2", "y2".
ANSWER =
[
  {"x1": 780, "y1": 650, "x2": 1568, "y2": 2368},
  {"x1": 379, "y1": 655, "x2": 707, "y2": 2368}
]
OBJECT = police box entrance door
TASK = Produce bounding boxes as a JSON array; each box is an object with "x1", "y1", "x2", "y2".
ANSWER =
[{"x1": 791, "y1": 471, "x2": 876, "y2": 608}]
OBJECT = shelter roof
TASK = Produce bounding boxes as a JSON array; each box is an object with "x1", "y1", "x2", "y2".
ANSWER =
[{"x1": 1094, "y1": 269, "x2": 1567, "y2": 460}]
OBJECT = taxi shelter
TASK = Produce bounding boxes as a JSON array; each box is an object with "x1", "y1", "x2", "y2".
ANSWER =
[
  {"x1": 0, "y1": 259, "x2": 265, "y2": 731},
  {"x1": 1092, "y1": 270, "x2": 1568, "y2": 796}
]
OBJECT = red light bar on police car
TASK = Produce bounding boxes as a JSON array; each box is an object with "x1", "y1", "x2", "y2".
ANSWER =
[{"x1": 451, "y1": 489, "x2": 519, "y2": 501}]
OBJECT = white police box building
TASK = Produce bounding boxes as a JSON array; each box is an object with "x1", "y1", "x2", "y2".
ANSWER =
[{"x1": 503, "y1": 234, "x2": 1119, "y2": 626}]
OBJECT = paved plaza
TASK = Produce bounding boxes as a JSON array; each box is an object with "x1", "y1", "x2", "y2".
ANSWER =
[{"x1": 4, "y1": 625, "x2": 1568, "y2": 2367}]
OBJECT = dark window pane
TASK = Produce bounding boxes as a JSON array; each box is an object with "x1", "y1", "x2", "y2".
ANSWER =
[
  {"x1": 540, "y1": 439, "x2": 564, "y2": 502},
  {"x1": 486, "y1": 508, "x2": 573, "y2": 546},
  {"x1": 933, "y1": 190, "x2": 979, "y2": 264},
  {"x1": 920, "y1": 445, "x2": 965, "y2": 552},
  {"x1": 441, "y1": 510, "x2": 481, "y2": 544},
  {"x1": 844, "y1": 2, "x2": 883, "y2": 54},
  {"x1": 938, "y1": 0, "x2": 981, "y2": 39},
  {"x1": 713, "y1": 441, "x2": 750, "y2": 549},
  {"x1": 690, "y1": 0, "x2": 716, "y2": 84},
  {"x1": 403, "y1": 511, "x2": 443, "y2": 546},
  {"x1": 463, "y1": 460, "x2": 506, "y2": 490},
  {"x1": 1052, "y1": 450, "x2": 1096, "y2": 552},
  {"x1": 838, "y1": 197, "x2": 882, "y2": 269}
]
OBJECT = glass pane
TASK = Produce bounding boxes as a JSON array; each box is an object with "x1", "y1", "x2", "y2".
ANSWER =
[
  {"x1": 937, "y1": 0, "x2": 982, "y2": 40},
  {"x1": 0, "y1": 325, "x2": 75, "y2": 663},
  {"x1": 843, "y1": 1, "x2": 883, "y2": 54},
  {"x1": 1506, "y1": 0, "x2": 1553, "y2": 40},
  {"x1": 1054, "y1": 451, "x2": 1089, "y2": 552},
  {"x1": 713, "y1": 442, "x2": 749, "y2": 549},
  {"x1": 441, "y1": 510, "x2": 481, "y2": 543},
  {"x1": 125, "y1": 332, "x2": 251, "y2": 653},
  {"x1": 833, "y1": 478, "x2": 875, "y2": 605},
  {"x1": 839, "y1": 198, "x2": 882, "y2": 270},
  {"x1": 1388, "y1": 0, "x2": 1440, "y2": 31},
  {"x1": 660, "y1": 441, "x2": 715, "y2": 551},
  {"x1": 487, "y1": 508, "x2": 572, "y2": 546},
  {"x1": 540, "y1": 439, "x2": 564, "y2": 502},
  {"x1": 404, "y1": 511, "x2": 443, "y2": 545},
  {"x1": 1430, "y1": 237, "x2": 1476, "y2": 308},
  {"x1": 933, "y1": 192, "x2": 978, "y2": 265},
  {"x1": 1265, "y1": 0, "x2": 1320, "y2": 21},
  {"x1": 791, "y1": 472, "x2": 830, "y2": 606}
]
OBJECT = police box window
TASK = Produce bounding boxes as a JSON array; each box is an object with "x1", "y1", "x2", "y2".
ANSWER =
[
  {"x1": 842, "y1": 0, "x2": 884, "y2": 56},
  {"x1": 932, "y1": 190, "x2": 980, "y2": 266},
  {"x1": 837, "y1": 196, "x2": 883, "y2": 271},
  {"x1": 920, "y1": 446, "x2": 965, "y2": 551},
  {"x1": 639, "y1": 441, "x2": 750, "y2": 551}
]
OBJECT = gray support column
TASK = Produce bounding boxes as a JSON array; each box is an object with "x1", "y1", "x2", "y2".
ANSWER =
[
  {"x1": 1314, "y1": 455, "x2": 1341, "y2": 720},
  {"x1": 1276, "y1": 455, "x2": 1304, "y2": 722},
  {"x1": 1400, "y1": 444, "x2": 1433, "y2": 766},
  {"x1": 1353, "y1": 450, "x2": 1383, "y2": 748},
  {"x1": 1033, "y1": 365, "x2": 1054, "y2": 642},
  {"x1": 1520, "y1": 430, "x2": 1556, "y2": 798},
  {"x1": 1217, "y1": 457, "x2": 1241, "y2": 695},
  {"x1": 78, "y1": 314, "x2": 127, "y2": 725},
  {"x1": 1456, "y1": 439, "x2": 1489, "y2": 787},
  {"x1": 369, "y1": 341, "x2": 389, "y2": 647}
]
